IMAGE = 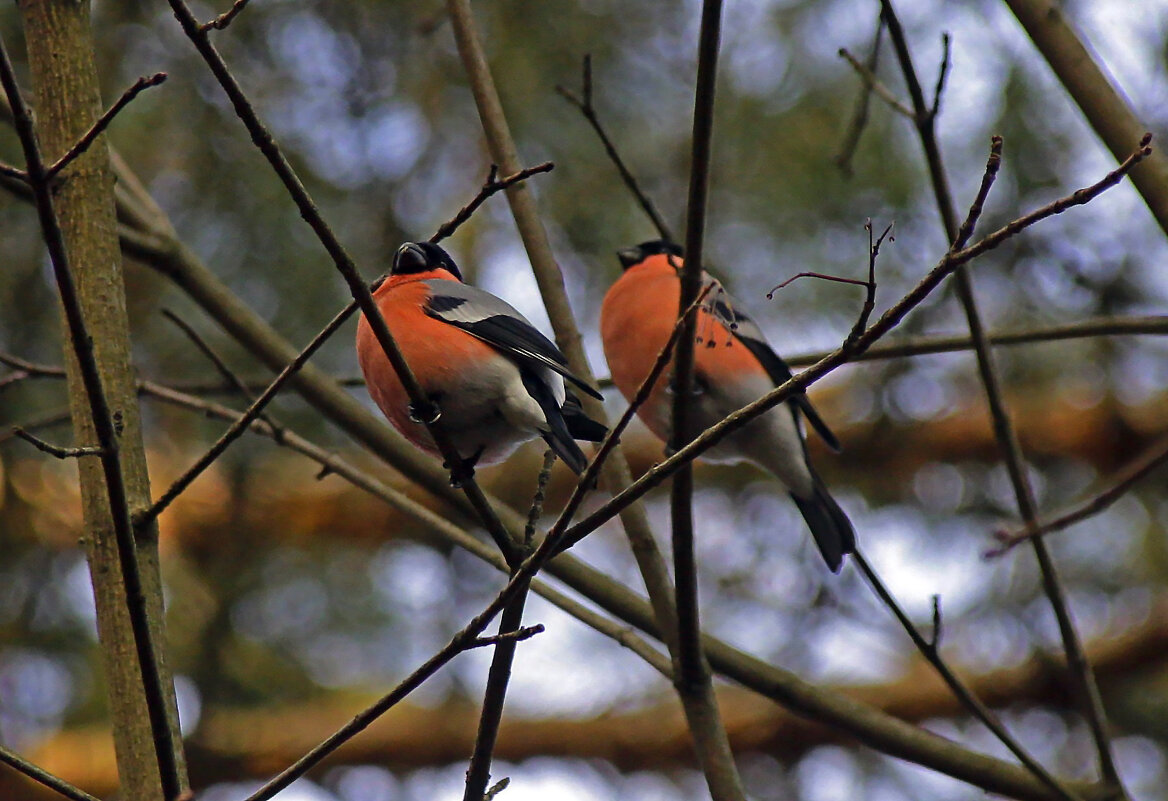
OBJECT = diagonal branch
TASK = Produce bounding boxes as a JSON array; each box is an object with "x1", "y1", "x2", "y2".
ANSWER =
[
  {"x1": 44, "y1": 72, "x2": 167, "y2": 181},
  {"x1": 556, "y1": 55, "x2": 674, "y2": 242},
  {"x1": 879, "y1": 0, "x2": 1122, "y2": 789}
]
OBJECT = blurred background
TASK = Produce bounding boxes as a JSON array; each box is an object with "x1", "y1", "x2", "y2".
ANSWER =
[{"x1": 2, "y1": 0, "x2": 1168, "y2": 799}]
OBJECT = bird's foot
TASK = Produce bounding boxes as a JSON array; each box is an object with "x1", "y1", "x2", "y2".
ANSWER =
[
  {"x1": 408, "y1": 399, "x2": 442, "y2": 425},
  {"x1": 444, "y1": 446, "x2": 484, "y2": 488}
]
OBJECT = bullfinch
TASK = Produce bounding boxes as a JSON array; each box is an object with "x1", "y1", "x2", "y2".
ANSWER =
[
  {"x1": 356, "y1": 241, "x2": 606, "y2": 476},
  {"x1": 600, "y1": 240, "x2": 855, "y2": 571}
]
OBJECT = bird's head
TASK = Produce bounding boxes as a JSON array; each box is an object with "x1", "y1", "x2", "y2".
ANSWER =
[
  {"x1": 616, "y1": 239, "x2": 683, "y2": 271},
  {"x1": 392, "y1": 241, "x2": 464, "y2": 281}
]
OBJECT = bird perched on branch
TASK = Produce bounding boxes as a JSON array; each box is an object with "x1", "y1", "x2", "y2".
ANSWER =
[
  {"x1": 600, "y1": 240, "x2": 855, "y2": 571},
  {"x1": 356, "y1": 241, "x2": 606, "y2": 479}
]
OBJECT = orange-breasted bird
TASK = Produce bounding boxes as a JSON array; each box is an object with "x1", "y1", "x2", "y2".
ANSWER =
[
  {"x1": 357, "y1": 241, "x2": 606, "y2": 477},
  {"x1": 600, "y1": 240, "x2": 855, "y2": 571}
]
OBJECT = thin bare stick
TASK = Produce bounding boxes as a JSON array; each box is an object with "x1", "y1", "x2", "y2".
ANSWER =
[
  {"x1": 431, "y1": 162, "x2": 554, "y2": 244},
  {"x1": 0, "y1": 33, "x2": 183, "y2": 801},
  {"x1": 162, "y1": 308, "x2": 283, "y2": 434},
  {"x1": 0, "y1": 744, "x2": 101, "y2": 801},
  {"x1": 138, "y1": 300, "x2": 356, "y2": 528},
  {"x1": 11, "y1": 426, "x2": 104, "y2": 458},
  {"x1": 838, "y1": 47, "x2": 915, "y2": 119},
  {"x1": 990, "y1": 433, "x2": 1168, "y2": 555},
  {"x1": 0, "y1": 409, "x2": 71, "y2": 445},
  {"x1": 165, "y1": 0, "x2": 520, "y2": 567},
  {"x1": 845, "y1": 220, "x2": 893, "y2": 346},
  {"x1": 556, "y1": 55, "x2": 674, "y2": 242},
  {"x1": 835, "y1": 15, "x2": 885, "y2": 176},
  {"x1": 241, "y1": 567, "x2": 545, "y2": 801},
  {"x1": 880, "y1": 0, "x2": 1122, "y2": 788},
  {"x1": 0, "y1": 160, "x2": 25, "y2": 181},
  {"x1": 852, "y1": 549, "x2": 1083, "y2": 801},
  {"x1": 471, "y1": 624, "x2": 545, "y2": 648},
  {"x1": 200, "y1": 0, "x2": 252, "y2": 32},
  {"x1": 44, "y1": 73, "x2": 167, "y2": 181},
  {"x1": 767, "y1": 271, "x2": 874, "y2": 296},
  {"x1": 782, "y1": 314, "x2": 1168, "y2": 366}
]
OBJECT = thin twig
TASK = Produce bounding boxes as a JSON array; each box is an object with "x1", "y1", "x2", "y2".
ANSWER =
[
  {"x1": 165, "y1": 0, "x2": 520, "y2": 567},
  {"x1": 0, "y1": 160, "x2": 26, "y2": 181},
  {"x1": 556, "y1": 55, "x2": 674, "y2": 242},
  {"x1": 990, "y1": 433, "x2": 1168, "y2": 556},
  {"x1": 0, "y1": 744, "x2": 102, "y2": 801},
  {"x1": 0, "y1": 409, "x2": 71, "y2": 445},
  {"x1": 525, "y1": 449, "x2": 557, "y2": 547},
  {"x1": 835, "y1": 16, "x2": 885, "y2": 176},
  {"x1": 200, "y1": 0, "x2": 252, "y2": 32},
  {"x1": 851, "y1": 549, "x2": 1083, "y2": 801},
  {"x1": 845, "y1": 220, "x2": 893, "y2": 346},
  {"x1": 138, "y1": 300, "x2": 357, "y2": 528},
  {"x1": 430, "y1": 162, "x2": 554, "y2": 244},
  {"x1": 162, "y1": 308, "x2": 283, "y2": 435},
  {"x1": 782, "y1": 313, "x2": 1168, "y2": 366},
  {"x1": 880, "y1": 0, "x2": 1122, "y2": 788},
  {"x1": 0, "y1": 34, "x2": 184, "y2": 801},
  {"x1": 44, "y1": 73, "x2": 167, "y2": 181},
  {"x1": 11, "y1": 426, "x2": 104, "y2": 458},
  {"x1": 767, "y1": 271, "x2": 874, "y2": 297},
  {"x1": 838, "y1": 47, "x2": 915, "y2": 119},
  {"x1": 470, "y1": 624, "x2": 544, "y2": 648},
  {"x1": 242, "y1": 564, "x2": 544, "y2": 801}
]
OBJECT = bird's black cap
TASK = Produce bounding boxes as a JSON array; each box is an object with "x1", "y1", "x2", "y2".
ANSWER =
[
  {"x1": 616, "y1": 239, "x2": 683, "y2": 270},
  {"x1": 392, "y1": 241, "x2": 464, "y2": 281}
]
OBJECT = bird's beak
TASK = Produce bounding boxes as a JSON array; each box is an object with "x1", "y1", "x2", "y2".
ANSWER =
[
  {"x1": 393, "y1": 242, "x2": 428, "y2": 273},
  {"x1": 616, "y1": 246, "x2": 642, "y2": 270}
]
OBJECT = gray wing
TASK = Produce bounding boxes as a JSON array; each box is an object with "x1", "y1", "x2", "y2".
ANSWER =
[
  {"x1": 704, "y1": 276, "x2": 841, "y2": 452},
  {"x1": 422, "y1": 280, "x2": 603, "y2": 400}
]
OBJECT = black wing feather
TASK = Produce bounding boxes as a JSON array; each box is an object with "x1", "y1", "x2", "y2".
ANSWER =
[
  {"x1": 428, "y1": 309, "x2": 604, "y2": 401},
  {"x1": 733, "y1": 333, "x2": 841, "y2": 452}
]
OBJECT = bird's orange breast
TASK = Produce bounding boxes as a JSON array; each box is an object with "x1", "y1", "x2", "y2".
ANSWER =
[
  {"x1": 600, "y1": 255, "x2": 769, "y2": 439},
  {"x1": 356, "y1": 270, "x2": 499, "y2": 452}
]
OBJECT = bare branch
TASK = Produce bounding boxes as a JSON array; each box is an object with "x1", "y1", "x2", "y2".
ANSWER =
[
  {"x1": 11, "y1": 426, "x2": 104, "y2": 458},
  {"x1": 556, "y1": 55, "x2": 674, "y2": 242},
  {"x1": 162, "y1": 308, "x2": 283, "y2": 435},
  {"x1": 44, "y1": 73, "x2": 167, "y2": 181},
  {"x1": 0, "y1": 744, "x2": 101, "y2": 801},
  {"x1": 431, "y1": 162, "x2": 554, "y2": 244},
  {"x1": 880, "y1": 0, "x2": 1122, "y2": 787},
  {"x1": 990, "y1": 433, "x2": 1168, "y2": 556},
  {"x1": 139, "y1": 300, "x2": 357, "y2": 529},
  {"x1": 835, "y1": 15, "x2": 885, "y2": 176},
  {"x1": 852, "y1": 550, "x2": 1083, "y2": 801},
  {"x1": 838, "y1": 47, "x2": 915, "y2": 119},
  {"x1": 200, "y1": 0, "x2": 252, "y2": 32}
]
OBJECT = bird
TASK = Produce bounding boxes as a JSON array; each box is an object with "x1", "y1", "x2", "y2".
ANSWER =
[
  {"x1": 599, "y1": 239, "x2": 855, "y2": 571},
  {"x1": 356, "y1": 241, "x2": 607, "y2": 479}
]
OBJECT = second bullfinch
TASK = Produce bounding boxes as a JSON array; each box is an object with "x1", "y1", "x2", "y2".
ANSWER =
[
  {"x1": 356, "y1": 241, "x2": 606, "y2": 477},
  {"x1": 600, "y1": 240, "x2": 855, "y2": 571}
]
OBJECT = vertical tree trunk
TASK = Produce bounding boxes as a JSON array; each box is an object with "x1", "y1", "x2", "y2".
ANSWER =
[{"x1": 15, "y1": 2, "x2": 189, "y2": 799}]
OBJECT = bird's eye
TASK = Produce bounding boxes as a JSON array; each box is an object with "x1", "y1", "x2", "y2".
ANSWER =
[{"x1": 393, "y1": 243, "x2": 430, "y2": 273}]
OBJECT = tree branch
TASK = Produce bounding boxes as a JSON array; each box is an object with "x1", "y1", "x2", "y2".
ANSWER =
[{"x1": 879, "y1": 0, "x2": 1122, "y2": 787}]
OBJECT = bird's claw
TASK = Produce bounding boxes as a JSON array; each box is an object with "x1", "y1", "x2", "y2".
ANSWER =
[{"x1": 408, "y1": 400, "x2": 442, "y2": 425}]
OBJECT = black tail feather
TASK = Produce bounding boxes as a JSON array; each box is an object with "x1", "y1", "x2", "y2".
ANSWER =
[
  {"x1": 789, "y1": 480, "x2": 856, "y2": 572},
  {"x1": 520, "y1": 373, "x2": 598, "y2": 475},
  {"x1": 562, "y1": 391, "x2": 608, "y2": 442}
]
